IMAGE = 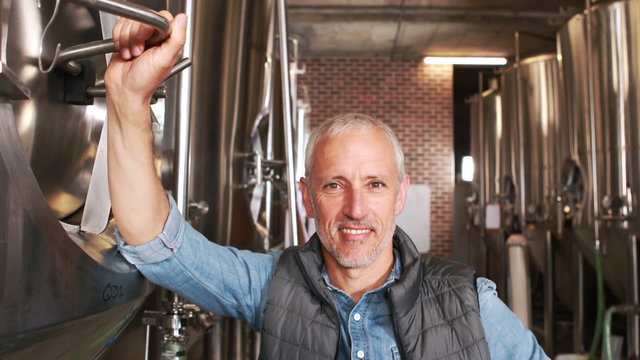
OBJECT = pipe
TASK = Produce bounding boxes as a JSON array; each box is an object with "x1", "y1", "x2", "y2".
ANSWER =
[
  {"x1": 40, "y1": 0, "x2": 171, "y2": 74},
  {"x1": 604, "y1": 305, "x2": 640, "y2": 360},
  {"x1": 584, "y1": 2, "x2": 605, "y2": 357},
  {"x1": 515, "y1": 31, "x2": 527, "y2": 227},
  {"x1": 588, "y1": 247, "x2": 605, "y2": 359},
  {"x1": 629, "y1": 234, "x2": 640, "y2": 356},
  {"x1": 585, "y1": 0, "x2": 600, "y2": 249},
  {"x1": 545, "y1": 230, "x2": 555, "y2": 354},
  {"x1": 265, "y1": 1, "x2": 276, "y2": 252},
  {"x1": 574, "y1": 245, "x2": 586, "y2": 352},
  {"x1": 69, "y1": 0, "x2": 171, "y2": 39},
  {"x1": 174, "y1": 0, "x2": 195, "y2": 216},
  {"x1": 276, "y1": 0, "x2": 299, "y2": 247},
  {"x1": 478, "y1": 72, "x2": 484, "y2": 236}
]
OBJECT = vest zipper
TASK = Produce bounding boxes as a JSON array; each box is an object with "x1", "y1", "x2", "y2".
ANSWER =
[
  {"x1": 294, "y1": 253, "x2": 342, "y2": 360},
  {"x1": 388, "y1": 287, "x2": 408, "y2": 360}
]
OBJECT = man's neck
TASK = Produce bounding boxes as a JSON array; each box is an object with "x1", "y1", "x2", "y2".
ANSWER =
[{"x1": 323, "y1": 246, "x2": 395, "y2": 303}]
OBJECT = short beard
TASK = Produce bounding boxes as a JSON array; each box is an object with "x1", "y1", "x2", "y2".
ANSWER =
[{"x1": 316, "y1": 222, "x2": 394, "y2": 269}]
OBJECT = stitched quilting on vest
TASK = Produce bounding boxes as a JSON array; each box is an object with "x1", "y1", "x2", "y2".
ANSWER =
[
  {"x1": 391, "y1": 271, "x2": 490, "y2": 359},
  {"x1": 260, "y1": 229, "x2": 490, "y2": 360}
]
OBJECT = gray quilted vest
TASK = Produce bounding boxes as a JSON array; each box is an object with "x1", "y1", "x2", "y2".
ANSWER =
[{"x1": 259, "y1": 227, "x2": 491, "y2": 360}]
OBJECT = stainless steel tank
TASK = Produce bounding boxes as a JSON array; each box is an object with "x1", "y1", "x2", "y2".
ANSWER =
[
  {"x1": 558, "y1": 0, "x2": 640, "y2": 303},
  {"x1": 502, "y1": 55, "x2": 563, "y2": 226},
  {"x1": 481, "y1": 87, "x2": 503, "y2": 209},
  {"x1": 162, "y1": 0, "x2": 300, "y2": 357},
  {"x1": 1, "y1": 0, "x2": 158, "y2": 358},
  {"x1": 559, "y1": 1, "x2": 640, "y2": 354}
]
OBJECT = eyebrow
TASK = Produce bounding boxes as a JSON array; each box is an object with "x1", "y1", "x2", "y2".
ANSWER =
[{"x1": 324, "y1": 174, "x2": 389, "y2": 183}]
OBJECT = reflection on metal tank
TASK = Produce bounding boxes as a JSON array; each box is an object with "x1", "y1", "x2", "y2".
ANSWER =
[
  {"x1": 559, "y1": 2, "x2": 640, "y2": 355},
  {"x1": 182, "y1": 0, "x2": 292, "y2": 252},
  {"x1": 1, "y1": 0, "x2": 160, "y2": 358},
  {"x1": 11, "y1": 1, "x2": 105, "y2": 219},
  {"x1": 559, "y1": 0, "x2": 640, "y2": 304},
  {"x1": 480, "y1": 87, "x2": 502, "y2": 208},
  {"x1": 557, "y1": 14, "x2": 591, "y2": 229},
  {"x1": 166, "y1": 0, "x2": 301, "y2": 357},
  {"x1": 503, "y1": 55, "x2": 563, "y2": 226}
]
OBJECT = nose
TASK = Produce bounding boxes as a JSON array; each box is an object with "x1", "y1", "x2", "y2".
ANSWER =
[{"x1": 342, "y1": 188, "x2": 367, "y2": 220}]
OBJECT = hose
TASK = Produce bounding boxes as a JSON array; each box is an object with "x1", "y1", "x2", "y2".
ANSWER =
[
  {"x1": 604, "y1": 304, "x2": 640, "y2": 360},
  {"x1": 589, "y1": 248, "x2": 605, "y2": 360}
]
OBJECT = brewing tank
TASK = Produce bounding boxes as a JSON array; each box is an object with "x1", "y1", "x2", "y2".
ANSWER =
[
  {"x1": 1, "y1": 0, "x2": 159, "y2": 357},
  {"x1": 558, "y1": 0, "x2": 640, "y2": 303},
  {"x1": 502, "y1": 55, "x2": 563, "y2": 226}
]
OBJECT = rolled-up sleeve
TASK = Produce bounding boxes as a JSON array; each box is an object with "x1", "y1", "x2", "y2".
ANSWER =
[
  {"x1": 477, "y1": 277, "x2": 550, "y2": 360},
  {"x1": 116, "y1": 195, "x2": 185, "y2": 264},
  {"x1": 116, "y1": 194, "x2": 280, "y2": 331}
]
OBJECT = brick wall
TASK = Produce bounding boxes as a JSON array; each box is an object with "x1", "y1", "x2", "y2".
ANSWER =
[{"x1": 298, "y1": 58, "x2": 454, "y2": 258}]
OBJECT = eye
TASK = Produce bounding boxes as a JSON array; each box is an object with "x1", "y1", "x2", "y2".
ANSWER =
[
  {"x1": 323, "y1": 183, "x2": 341, "y2": 190},
  {"x1": 370, "y1": 181, "x2": 385, "y2": 189}
]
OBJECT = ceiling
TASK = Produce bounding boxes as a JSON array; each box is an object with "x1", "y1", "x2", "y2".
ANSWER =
[{"x1": 287, "y1": 0, "x2": 585, "y2": 59}]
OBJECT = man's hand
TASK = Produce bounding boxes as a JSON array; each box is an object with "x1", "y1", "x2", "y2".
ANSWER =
[
  {"x1": 106, "y1": 11, "x2": 187, "y2": 108},
  {"x1": 106, "y1": 12, "x2": 187, "y2": 246}
]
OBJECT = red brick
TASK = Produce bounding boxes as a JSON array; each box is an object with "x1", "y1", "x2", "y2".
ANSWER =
[{"x1": 299, "y1": 58, "x2": 454, "y2": 258}]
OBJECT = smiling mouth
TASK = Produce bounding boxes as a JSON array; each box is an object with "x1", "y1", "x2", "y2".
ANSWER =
[{"x1": 340, "y1": 228, "x2": 372, "y2": 235}]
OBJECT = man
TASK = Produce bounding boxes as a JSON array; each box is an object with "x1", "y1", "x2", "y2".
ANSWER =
[{"x1": 106, "y1": 12, "x2": 548, "y2": 360}]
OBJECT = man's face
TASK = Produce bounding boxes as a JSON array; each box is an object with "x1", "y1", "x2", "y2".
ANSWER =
[{"x1": 301, "y1": 127, "x2": 410, "y2": 269}]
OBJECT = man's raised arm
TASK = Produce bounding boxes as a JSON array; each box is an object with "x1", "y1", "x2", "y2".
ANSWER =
[{"x1": 106, "y1": 12, "x2": 187, "y2": 246}]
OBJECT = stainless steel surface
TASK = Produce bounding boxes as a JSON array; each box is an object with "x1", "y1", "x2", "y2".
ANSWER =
[
  {"x1": 544, "y1": 230, "x2": 555, "y2": 354},
  {"x1": 585, "y1": 0, "x2": 601, "y2": 253},
  {"x1": 170, "y1": 0, "x2": 193, "y2": 217},
  {"x1": 40, "y1": 0, "x2": 171, "y2": 74},
  {"x1": 590, "y1": 0, "x2": 640, "y2": 226},
  {"x1": 1, "y1": 1, "x2": 174, "y2": 358},
  {"x1": 557, "y1": 13, "x2": 592, "y2": 229},
  {"x1": 559, "y1": 0, "x2": 640, "y2": 304},
  {"x1": 86, "y1": 84, "x2": 167, "y2": 98},
  {"x1": 0, "y1": 101, "x2": 153, "y2": 357},
  {"x1": 502, "y1": 54, "x2": 563, "y2": 225},
  {"x1": 629, "y1": 234, "x2": 639, "y2": 357},
  {"x1": 70, "y1": 0, "x2": 171, "y2": 39},
  {"x1": 0, "y1": 62, "x2": 30, "y2": 100},
  {"x1": 12, "y1": 0, "x2": 107, "y2": 219},
  {"x1": 515, "y1": 31, "x2": 526, "y2": 224},
  {"x1": 276, "y1": 0, "x2": 299, "y2": 247},
  {"x1": 480, "y1": 88, "x2": 501, "y2": 209},
  {"x1": 574, "y1": 245, "x2": 586, "y2": 352}
]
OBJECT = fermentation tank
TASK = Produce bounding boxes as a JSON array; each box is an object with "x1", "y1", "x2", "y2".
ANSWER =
[
  {"x1": 559, "y1": 1, "x2": 640, "y2": 355},
  {"x1": 1, "y1": 0, "x2": 301, "y2": 358},
  {"x1": 559, "y1": 0, "x2": 640, "y2": 307},
  {"x1": 0, "y1": 0, "x2": 159, "y2": 358}
]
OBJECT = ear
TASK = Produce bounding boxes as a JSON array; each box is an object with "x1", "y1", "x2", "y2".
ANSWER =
[
  {"x1": 394, "y1": 174, "x2": 411, "y2": 216},
  {"x1": 300, "y1": 177, "x2": 316, "y2": 218}
]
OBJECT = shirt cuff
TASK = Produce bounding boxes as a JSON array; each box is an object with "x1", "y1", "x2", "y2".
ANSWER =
[{"x1": 116, "y1": 193, "x2": 185, "y2": 264}]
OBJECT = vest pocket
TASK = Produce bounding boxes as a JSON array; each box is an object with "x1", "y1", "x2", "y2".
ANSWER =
[{"x1": 391, "y1": 346, "x2": 401, "y2": 360}]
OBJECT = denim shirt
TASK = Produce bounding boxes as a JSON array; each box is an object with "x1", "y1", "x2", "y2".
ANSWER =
[
  {"x1": 322, "y1": 251, "x2": 403, "y2": 360},
  {"x1": 116, "y1": 195, "x2": 549, "y2": 359}
]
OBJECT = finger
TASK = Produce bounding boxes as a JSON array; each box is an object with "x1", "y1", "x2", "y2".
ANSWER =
[
  {"x1": 129, "y1": 21, "x2": 143, "y2": 56},
  {"x1": 161, "y1": 13, "x2": 187, "y2": 59},
  {"x1": 119, "y1": 19, "x2": 134, "y2": 60},
  {"x1": 112, "y1": 18, "x2": 124, "y2": 51}
]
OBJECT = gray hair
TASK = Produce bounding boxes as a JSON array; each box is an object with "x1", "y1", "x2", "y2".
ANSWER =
[{"x1": 304, "y1": 113, "x2": 405, "y2": 183}]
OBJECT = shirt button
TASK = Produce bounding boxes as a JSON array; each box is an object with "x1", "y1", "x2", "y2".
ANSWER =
[
  {"x1": 353, "y1": 313, "x2": 362, "y2": 321},
  {"x1": 357, "y1": 350, "x2": 365, "y2": 358}
]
